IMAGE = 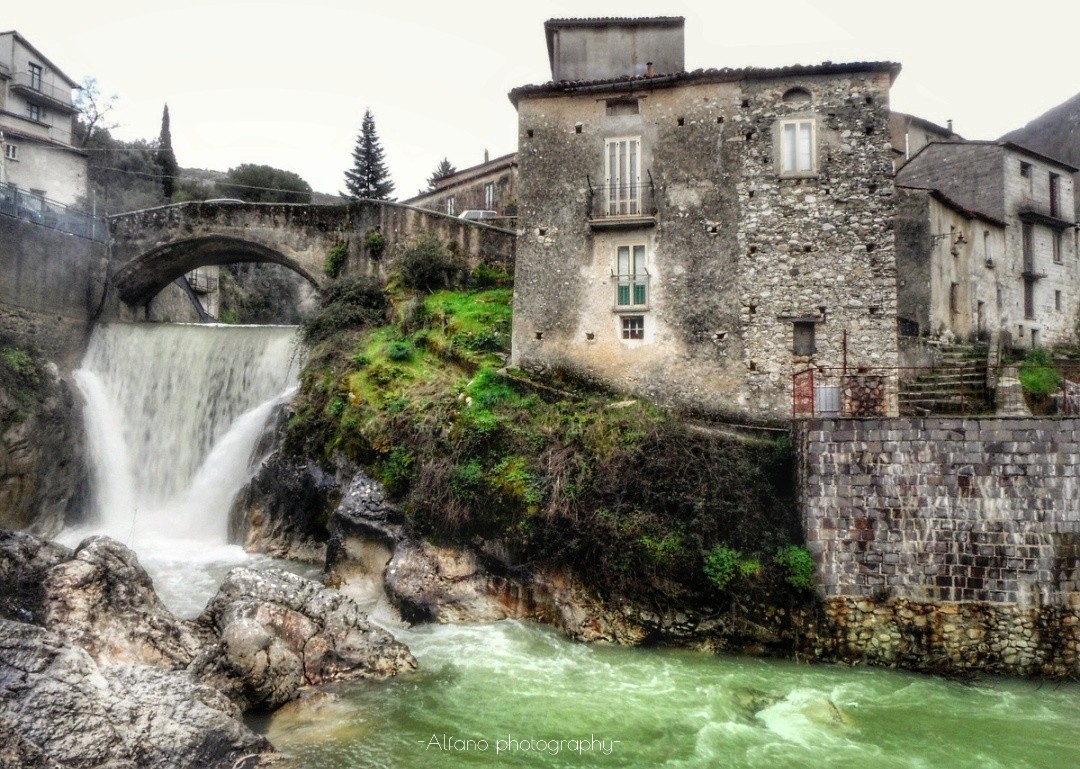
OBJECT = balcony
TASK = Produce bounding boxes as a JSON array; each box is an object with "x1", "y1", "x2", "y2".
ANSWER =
[
  {"x1": 587, "y1": 179, "x2": 657, "y2": 229},
  {"x1": 1018, "y1": 208, "x2": 1073, "y2": 232},
  {"x1": 611, "y1": 270, "x2": 650, "y2": 310},
  {"x1": 10, "y1": 71, "x2": 76, "y2": 113}
]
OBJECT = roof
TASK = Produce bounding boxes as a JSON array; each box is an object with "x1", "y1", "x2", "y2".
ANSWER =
[
  {"x1": 402, "y1": 152, "x2": 517, "y2": 204},
  {"x1": 896, "y1": 184, "x2": 1007, "y2": 228},
  {"x1": 0, "y1": 31, "x2": 78, "y2": 87},
  {"x1": 904, "y1": 140, "x2": 1079, "y2": 173},
  {"x1": 509, "y1": 60, "x2": 902, "y2": 107},
  {"x1": 891, "y1": 111, "x2": 961, "y2": 140}
]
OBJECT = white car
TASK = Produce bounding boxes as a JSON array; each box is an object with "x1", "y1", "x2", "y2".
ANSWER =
[{"x1": 459, "y1": 209, "x2": 500, "y2": 221}]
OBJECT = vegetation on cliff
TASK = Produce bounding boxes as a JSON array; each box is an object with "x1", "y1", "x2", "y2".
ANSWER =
[{"x1": 285, "y1": 239, "x2": 809, "y2": 609}]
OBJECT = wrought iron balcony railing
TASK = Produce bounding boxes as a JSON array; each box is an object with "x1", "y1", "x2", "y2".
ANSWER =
[
  {"x1": 0, "y1": 183, "x2": 105, "y2": 240},
  {"x1": 10, "y1": 71, "x2": 76, "y2": 111},
  {"x1": 611, "y1": 270, "x2": 650, "y2": 310},
  {"x1": 587, "y1": 175, "x2": 657, "y2": 228}
]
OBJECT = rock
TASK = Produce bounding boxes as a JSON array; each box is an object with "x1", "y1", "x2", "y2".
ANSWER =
[
  {"x1": 230, "y1": 445, "x2": 339, "y2": 564},
  {"x1": 0, "y1": 347, "x2": 85, "y2": 538},
  {"x1": 0, "y1": 618, "x2": 270, "y2": 769},
  {"x1": 191, "y1": 567, "x2": 415, "y2": 711},
  {"x1": 0, "y1": 530, "x2": 201, "y2": 669},
  {"x1": 42, "y1": 536, "x2": 203, "y2": 669}
]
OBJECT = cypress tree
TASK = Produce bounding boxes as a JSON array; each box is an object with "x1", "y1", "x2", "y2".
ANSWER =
[
  {"x1": 156, "y1": 104, "x2": 179, "y2": 202},
  {"x1": 343, "y1": 109, "x2": 394, "y2": 201}
]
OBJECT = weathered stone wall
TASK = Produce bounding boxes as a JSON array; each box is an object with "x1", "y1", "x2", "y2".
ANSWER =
[
  {"x1": 797, "y1": 416, "x2": 1080, "y2": 675},
  {"x1": 512, "y1": 69, "x2": 898, "y2": 423},
  {"x1": 799, "y1": 416, "x2": 1080, "y2": 604}
]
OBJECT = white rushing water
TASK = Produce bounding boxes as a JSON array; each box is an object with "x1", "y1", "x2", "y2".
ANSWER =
[{"x1": 63, "y1": 323, "x2": 306, "y2": 616}]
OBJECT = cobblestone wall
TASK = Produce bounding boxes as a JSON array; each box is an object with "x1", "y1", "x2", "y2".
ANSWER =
[{"x1": 798, "y1": 417, "x2": 1080, "y2": 605}]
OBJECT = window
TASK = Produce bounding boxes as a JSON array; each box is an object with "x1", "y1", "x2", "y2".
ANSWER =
[
  {"x1": 793, "y1": 322, "x2": 816, "y2": 355},
  {"x1": 1022, "y1": 223, "x2": 1034, "y2": 271},
  {"x1": 3, "y1": 144, "x2": 16, "y2": 161},
  {"x1": 614, "y1": 244, "x2": 648, "y2": 308},
  {"x1": 484, "y1": 182, "x2": 494, "y2": 210},
  {"x1": 1050, "y1": 173, "x2": 1061, "y2": 217},
  {"x1": 621, "y1": 315, "x2": 644, "y2": 340},
  {"x1": 1055, "y1": 290, "x2": 1062, "y2": 312},
  {"x1": 1053, "y1": 231, "x2": 1063, "y2": 264},
  {"x1": 26, "y1": 103, "x2": 42, "y2": 122},
  {"x1": 779, "y1": 119, "x2": 815, "y2": 175},
  {"x1": 1020, "y1": 162, "x2": 1031, "y2": 178},
  {"x1": 446, "y1": 196, "x2": 455, "y2": 216},
  {"x1": 949, "y1": 282, "x2": 959, "y2": 316},
  {"x1": 28, "y1": 63, "x2": 42, "y2": 91},
  {"x1": 1024, "y1": 279, "x2": 1035, "y2": 320},
  {"x1": 605, "y1": 136, "x2": 641, "y2": 215}
]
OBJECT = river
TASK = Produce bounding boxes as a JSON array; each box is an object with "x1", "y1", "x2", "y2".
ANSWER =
[{"x1": 63, "y1": 323, "x2": 1080, "y2": 768}]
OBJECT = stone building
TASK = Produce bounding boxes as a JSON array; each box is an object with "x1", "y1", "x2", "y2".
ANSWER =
[
  {"x1": 403, "y1": 151, "x2": 517, "y2": 217},
  {"x1": 888, "y1": 111, "x2": 960, "y2": 170},
  {"x1": 509, "y1": 17, "x2": 901, "y2": 423},
  {"x1": 0, "y1": 31, "x2": 87, "y2": 207},
  {"x1": 896, "y1": 141, "x2": 1078, "y2": 349},
  {"x1": 894, "y1": 185, "x2": 1006, "y2": 341}
]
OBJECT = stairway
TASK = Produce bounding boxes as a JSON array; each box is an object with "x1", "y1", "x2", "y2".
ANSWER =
[{"x1": 899, "y1": 343, "x2": 991, "y2": 416}]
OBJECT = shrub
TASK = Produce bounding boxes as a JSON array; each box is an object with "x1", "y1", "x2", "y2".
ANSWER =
[
  {"x1": 365, "y1": 229, "x2": 386, "y2": 259},
  {"x1": 398, "y1": 233, "x2": 454, "y2": 292},
  {"x1": 1019, "y1": 347, "x2": 1062, "y2": 394},
  {"x1": 775, "y1": 545, "x2": 815, "y2": 591},
  {"x1": 385, "y1": 340, "x2": 414, "y2": 362},
  {"x1": 300, "y1": 276, "x2": 387, "y2": 343},
  {"x1": 703, "y1": 545, "x2": 741, "y2": 590},
  {"x1": 325, "y1": 243, "x2": 349, "y2": 278}
]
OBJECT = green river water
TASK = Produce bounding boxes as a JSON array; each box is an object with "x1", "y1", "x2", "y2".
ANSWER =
[{"x1": 253, "y1": 620, "x2": 1080, "y2": 769}]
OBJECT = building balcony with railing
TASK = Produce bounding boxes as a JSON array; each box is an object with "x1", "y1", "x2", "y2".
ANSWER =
[
  {"x1": 0, "y1": 183, "x2": 104, "y2": 240},
  {"x1": 10, "y1": 71, "x2": 76, "y2": 112},
  {"x1": 611, "y1": 269, "x2": 650, "y2": 310},
  {"x1": 588, "y1": 178, "x2": 657, "y2": 229}
]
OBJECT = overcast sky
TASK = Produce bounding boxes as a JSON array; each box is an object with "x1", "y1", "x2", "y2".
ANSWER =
[{"x1": 6, "y1": 1, "x2": 1079, "y2": 198}]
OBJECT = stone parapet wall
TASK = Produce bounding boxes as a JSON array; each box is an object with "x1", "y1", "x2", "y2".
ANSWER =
[{"x1": 797, "y1": 416, "x2": 1080, "y2": 606}]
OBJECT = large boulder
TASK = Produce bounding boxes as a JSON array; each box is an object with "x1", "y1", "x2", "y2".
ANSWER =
[
  {"x1": 191, "y1": 567, "x2": 416, "y2": 711},
  {"x1": 0, "y1": 618, "x2": 270, "y2": 769},
  {"x1": 0, "y1": 530, "x2": 201, "y2": 669}
]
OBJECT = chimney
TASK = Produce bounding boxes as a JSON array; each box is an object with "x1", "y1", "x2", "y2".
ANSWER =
[
  {"x1": 645, "y1": 61, "x2": 656, "y2": 78},
  {"x1": 947, "y1": 119, "x2": 954, "y2": 134},
  {"x1": 484, "y1": 148, "x2": 489, "y2": 163}
]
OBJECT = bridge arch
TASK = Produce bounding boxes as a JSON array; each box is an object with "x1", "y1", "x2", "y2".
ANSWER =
[{"x1": 112, "y1": 235, "x2": 321, "y2": 307}]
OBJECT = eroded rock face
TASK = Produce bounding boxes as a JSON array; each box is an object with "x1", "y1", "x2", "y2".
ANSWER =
[
  {"x1": 0, "y1": 530, "x2": 202, "y2": 669},
  {"x1": 0, "y1": 618, "x2": 270, "y2": 769},
  {"x1": 191, "y1": 567, "x2": 416, "y2": 711},
  {"x1": 0, "y1": 358, "x2": 84, "y2": 538},
  {"x1": 327, "y1": 471, "x2": 647, "y2": 643}
]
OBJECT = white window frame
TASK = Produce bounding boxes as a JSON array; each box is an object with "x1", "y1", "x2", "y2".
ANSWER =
[
  {"x1": 446, "y1": 195, "x2": 455, "y2": 216},
  {"x1": 613, "y1": 242, "x2": 649, "y2": 310},
  {"x1": 621, "y1": 315, "x2": 644, "y2": 340},
  {"x1": 483, "y1": 182, "x2": 495, "y2": 210},
  {"x1": 3, "y1": 143, "x2": 16, "y2": 161},
  {"x1": 604, "y1": 136, "x2": 641, "y2": 216},
  {"x1": 777, "y1": 118, "x2": 817, "y2": 176}
]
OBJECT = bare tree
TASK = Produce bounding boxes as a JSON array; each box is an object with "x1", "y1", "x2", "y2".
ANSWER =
[{"x1": 73, "y1": 76, "x2": 118, "y2": 148}]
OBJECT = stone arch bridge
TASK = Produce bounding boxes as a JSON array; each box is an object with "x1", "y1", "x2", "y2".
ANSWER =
[{"x1": 107, "y1": 200, "x2": 516, "y2": 309}]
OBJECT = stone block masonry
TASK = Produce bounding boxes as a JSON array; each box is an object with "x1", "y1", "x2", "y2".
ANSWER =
[{"x1": 797, "y1": 416, "x2": 1080, "y2": 676}]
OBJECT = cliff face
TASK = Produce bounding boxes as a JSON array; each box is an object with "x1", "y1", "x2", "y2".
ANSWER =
[{"x1": 0, "y1": 335, "x2": 85, "y2": 536}]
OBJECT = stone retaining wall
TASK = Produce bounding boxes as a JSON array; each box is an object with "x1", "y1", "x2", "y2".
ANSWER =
[{"x1": 797, "y1": 416, "x2": 1080, "y2": 676}]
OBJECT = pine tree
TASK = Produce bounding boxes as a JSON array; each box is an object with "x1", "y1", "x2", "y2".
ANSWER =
[
  {"x1": 156, "y1": 104, "x2": 179, "y2": 202},
  {"x1": 343, "y1": 109, "x2": 394, "y2": 201},
  {"x1": 426, "y1": 157, "x2": 456, "y2": 190}
]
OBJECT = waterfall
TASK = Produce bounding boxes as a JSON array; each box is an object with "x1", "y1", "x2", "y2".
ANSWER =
[{"x1": 63, "y1": 323, "x2": 303, "y2": 616}]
